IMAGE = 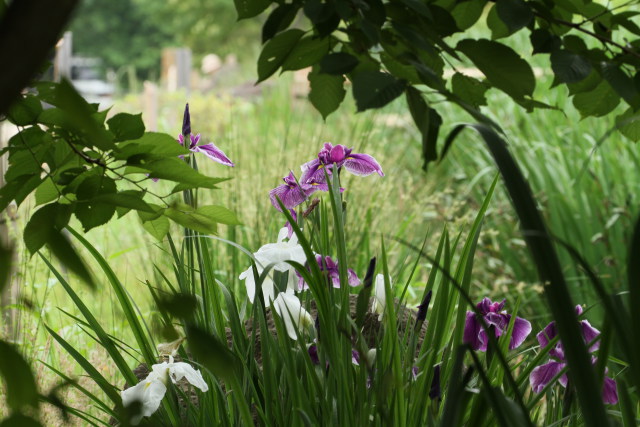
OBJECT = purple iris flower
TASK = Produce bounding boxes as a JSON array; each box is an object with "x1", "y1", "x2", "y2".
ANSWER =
[
  {"x1": 463, "y1": 297, "x2": 532, "y2": 351},
  {"x1": 269, "y1": 172, "x2": 319, "y2": 212},
  {"x1": 300, "y1": 143, "x2": 384, "y2": 186},
  {"x1": 177, "y1": 133, "x2": 234, "y2": 167},
  {"x1": 298, "y1": 255, "x2": 360, "y2": 290},
  {"x1": 529, "y1": 305, "x2": 618, "y2": 404}
]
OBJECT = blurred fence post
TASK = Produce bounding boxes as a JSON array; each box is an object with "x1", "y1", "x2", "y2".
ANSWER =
[
  {"x1": 0, "y1": 122, "x2": 17, "y2": 335},
  {"x1": 54, "y1": 31, "x2": 72, "y2": 81},
  {"x1": 143, "y1": 81, "x2": 158, "y2": 132},
  {"x1": 161, "y1": 47, "x2": 192, "y2": 94}
]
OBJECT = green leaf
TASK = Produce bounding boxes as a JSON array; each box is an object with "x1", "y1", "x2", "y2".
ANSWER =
[
  {"x1": 451, "y1": 0, "x2": 486, "y2": 31},
  {"x1": 308, "y1": 66, "x2": 346, "y2": 119},
  {"x1": 91, "y1": 191, "x2": 154, "y2": 213},
  {"x1": 406, "y1": 86, "x2": 442, "y2": 169},
  {"x1": 0, "y1": 414, "x2": 41, "y2": 427},
  {"x1": 257, "y1": 29, "x2": 304, "y2": 83},
  {"x1": 262, "y1": 3, "x2": 299, "y2": 43},
  {"x1": 380, "y1": 53, "x2": 421, "y2": 85},
  {"x1": 0, "y1": 341, "x2": 39, "y2": 411},
  {"x1": 281, "y1": 35, "x2": 331, "y2": 71},
  {"x1": 35, "y1": 80, "x2": 115, "y2": 151},
  {"x1": 486, "y1": 4, "x2": 512, "y2": 39},
  {"x1": 186, "y1": 325, "x2": 242, "y2": 382},
  {"x1": 133, "y1": 157, "x2": 227, "y2": 189},
  {"x1": 7, "y1": 95, "x2": 42, "y2": 126},
  {"x1": 452, "y1": 72, "x2": 488, "y2": 107},
  {"x1": 616, "y1": 108, "x2": 640, "y2": 141},
  {"x1": 572, "y1": 80, "x2": 620, "y2": 118},
  {"x1": 35, "y1": 178, "x2": 60, "y2": 206},
  {"x1": 197, "y1": 205, "x2": 241, "y2": 226},
  {"x1": 75, "y1": 202, "x2": 116, "y2": 232},
  {"x1": 352, "y1": 71, "x2": 406, "y2": 111},
  {"x1": 106, "y1": 112, "x2": 145, "y2": 142},
  {"x1": 496, "y1": 0, "x2": 533, "y2": 32},
  {"x1": 112, "y1": 132, "x2": 189, "y2": 160},
  {"x1": 457, "y1": 39, "x2": 535, "y2": 99},
  {"x1": 550, "y1": 50, "x2": 592, "y2": 84},
  {"x1": 164, "y1": 203, "x2": 218, "y2": 234},
  {"x1": 24, "y1": 203, "x2": 58, "y2": 254},
  {"x1": 142, "y1": 215, "x2": 170, "y2": 241},
  {"x1": 600, "y1": 62, "x2": 640, "y2": 108},
  {"x1": 76, "y1": 174, "x2": 117, "y2": 200},
  {"x1": 234, "y1": 0, "x2": 269, "y2": 20},
  {"x1": 530, "y1": 29, "x2": 562, "y2": 54},
  {"x1": 320, "y1": 52, "x2": 359, "y2": 75}
]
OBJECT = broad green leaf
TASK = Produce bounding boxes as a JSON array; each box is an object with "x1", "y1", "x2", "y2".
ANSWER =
[
  {"x1": 616, "y1": 108, "x2": 640, "y2": 141},
  {"x1": 380, "y1": 53, "x2": 421, "y2": 84},
  {"x1": 567, "y1": 70, "x2": 601, "y2": 95},
  {"x1": 452, "y1": 0, "x2": 486, "y2": 31},
  {"x1": 165, "y1": 203, "x2": 218, "y2": 235},
  {"x1": 572, "y1": 80, "x2": 620, "y2": 118},
  {"x1": 530, "y1": 29, "x2": 561, "y2": 54},
  {"x1": 142, "y1": 215, "x2": 170, "y2": 241},
  {"x1": 7, "y1": 95, "x2": 42, "y2": 126},
  {"x1": 452, "y1": 72, "x2": 488, "y2": 107},
  {"x1": 234, "y1": 0, "x2": 269, "y2": 20},
  {"x1": 157, "y1": 293, "x2": 199, "y2": 319},
  {"x1": 457, "y1": 39, "x2": 535, "y2": 99},
  {"x1": 24, "y1": 203, "x2": 58, "y2": 254},
  {"x1": 352, "y1": 71, "x2": 406, "y2": 111},
  {"x1": 281, "y1": 35, "x2": 331, "y2": 71},
  {"x1": 112, "y1": 132, "x2": 189, "y2": 160},
  {"x1": 600, "y1": 63, "x2": 640, "y2": 108},
  {"x1": 0, "y1": 341, "x2": 39, "y2": 411},
  {"x1": 197, "y1": 205, "x2": 241, "y2": 226},
  {"x1": 130, "y1": 157, "x2": 227, "y2": 189},
  {"x1": 406, "y1": 86, "x2": 442, "y2": 169},
  {"x1": 137, "y1": 203, "x2": 164, "y2": 222},
  {"x1": 308, "y1": 66, "x2": 346, "y2": 119},
  {"x1": 0, "y1": 414, "x2": 41, "y2": 427},
  {"x1": 35, "y1": 80, "x2": 115, "y2": 151},
  {"x1": 76, "y1": 174, "x2": 117, "y2": 200},
  {"x1": 262, "y1": 3, "x2": 299, "y2": 43},
  {"x1": 257, "y1": 29, "x2": 304, "y2": 83},
  {"x1": 75, "y1": 201, "x2": 116, "y2": 232},
  {"x1": 35, "y1": 178, "x2": 60, "y2": 206},
  {"x1": 106, "y1": 112, "x2": 145, "y2": 142},
  {"x1": 550, "y1": 50, "x2": 592, "y2": 84},
  {"x1": 496, "y1": 0, "x2": 532, "y2": 32},
  {"x1": 91, "y1": 191, "x2": 154, "y2": 213},
  {"x1": 486, "y1": 4, "x2": 512, "y2": 39},
  {"x1": 320, "y1": 52, "x2": 359, "y2": 75},
  {"x1": 186, "y1": 325, "x2": 242, "y2": 382}
]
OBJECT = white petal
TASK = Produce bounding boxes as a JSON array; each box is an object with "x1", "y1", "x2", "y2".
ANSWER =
[
  {"x1": 277, "y1": 227, "x2": 289, "y2": 243},
  {"x1": 371, "y1": 274, "x2": 389, "y2": 320},
  {"x1": 169, "y1": 362, "x2": 209, "y2": 392},
  {"x1": 121, "y1": 378, "x2": 167, "y2": 424},
  {"x1": 274, "y1": 293, "x2": 313, "y2": 340},
  {"x1": 239, "y1": 266, "x2": 257, "y2": 303}
]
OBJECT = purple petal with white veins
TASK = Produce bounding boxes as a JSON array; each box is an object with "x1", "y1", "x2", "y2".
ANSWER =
[
  {"x1": 344, "y1": 153, "x2": 384, "y2": 177},
  {"x1": 194, "y1": 143, "x2": 234, "y2": 167},
  {"x1": 190, "y1": 134, "x2": 201, "y2": 149},
  {"x1": 537, "y1": 321, "x2": 558, "y2": 348},
  {"x1": 484, "y1": 312, "x2": 509, "y2": 336},
  {"x1": 269, "y1": 184, "x2": 308, "y2": 211},
  {"x1": 477, "y1": 297, "x2": 494, "y2": 315},
  {"x1": 328, "y1": 270, "x2": 341, "y2": 288},
  {"x1": 602, "y1": 376, "x2": 618, "y2": 404},
  {"x1": 580, "y1": 319, "x2": 601, "y2": 352},
  {"x1": 351, "y1": 350, "x2": 360, "y2": 365},
  {"x1": 463, "y1": 311, "x2": 483, "y2": 351},
  {"x1": 530, "y1": 361, "x2": 566, "y2": 393},
  {"x1": 284, "y1": 209, "x2": 297, "y2": 239},
  {"x1": 178, "y1": 134, "x2": 185, "y2": 146},
  {"x1": 347, "y1": 268, "x2": 360, "y2": 287},
  {"x1": 509, "y1": 316, "x2": 532, "y2": 350}
]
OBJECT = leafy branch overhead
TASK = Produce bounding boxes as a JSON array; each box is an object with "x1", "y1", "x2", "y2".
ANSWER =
[
  {"x1": 4, "y1": 80, "x2": 240, "y2": 286},
  {"x1": 242, "y1": 0, "x2": 640, "y2": 168}
]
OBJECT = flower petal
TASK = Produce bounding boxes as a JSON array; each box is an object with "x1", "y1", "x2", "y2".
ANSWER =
[
  {"x1": 121, "y1": 378, "x2": 167, "y2": 424},
  {"x1": 343, "y1": 153, "x2": 384, "y2": 176},
  {"x1": 347, "y1": 268, "x2": 361, "y2": 287},
  {"x1": 371, "y1": 274, "x2": 386, "y2": 319},
  {"x1": 536, "y1": 321, "x2": 558, "y2": 348},
  {"x1": 169, "y1": 362, "x2": 209, "y2": 392},
  {"x1": 463, "y1": 311, "x2": 484, "y2": 351},
  {"x1": 580, "y1": 319, "x2": 601, "y2": 352},
  {"x1": 602, "y1": 376, "x2": 618, "y2": 404},
  {"x1": 530, "y1": 361, "x2": 566, "y2": 393},
  {"x1": 274, "y1": 292, "x2": 313, "y2": 340},
  {"x1": 194, "y1": 143, "x2": 234, "y2": 167},
  {"x1": 509, "y1": 316, "x2": 532, "y2": 350},
  {"x1": 269, "y1": 184, "x2": 308, "y2": 211}
]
